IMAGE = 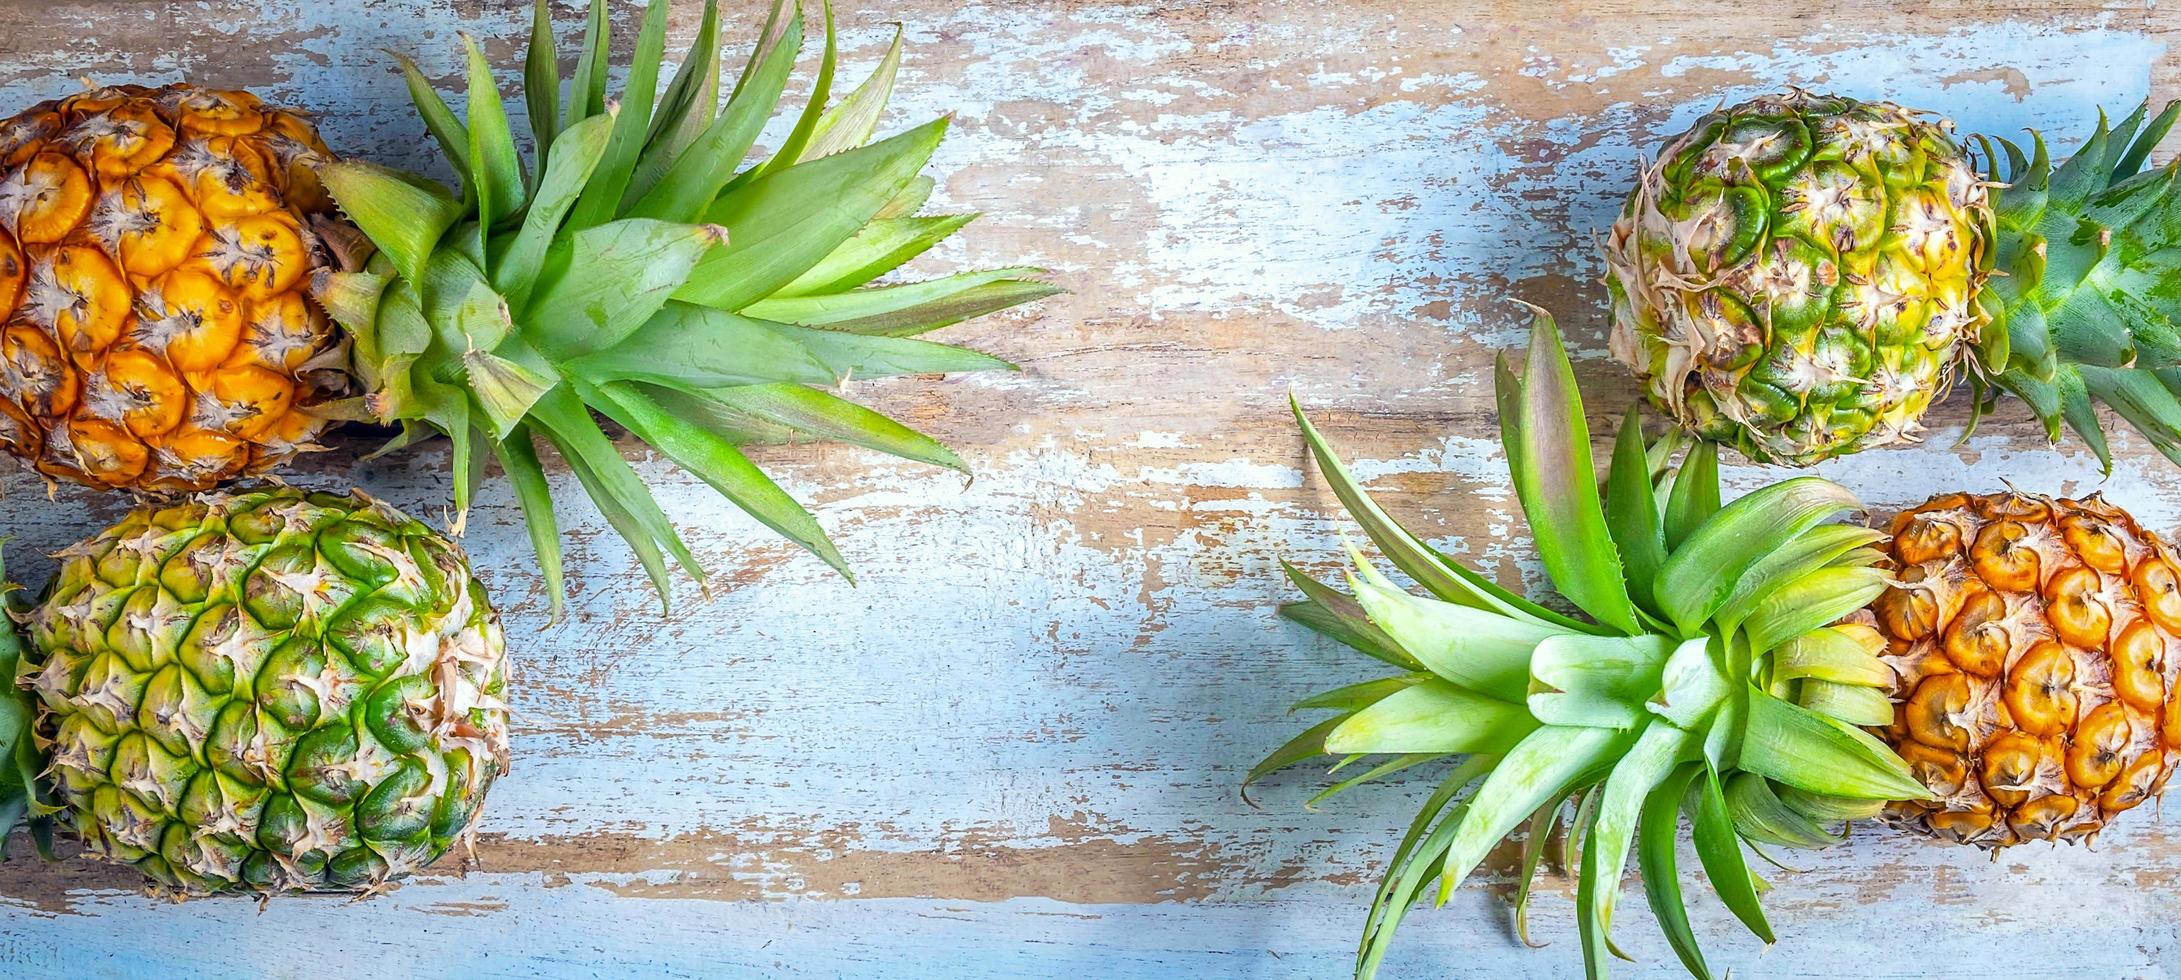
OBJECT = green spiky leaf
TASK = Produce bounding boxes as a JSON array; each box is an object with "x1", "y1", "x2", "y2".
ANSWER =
[
  {"x1": 321, "y1": 162, "x2": 462, "y2": 286},
  {"x1": 1500, "y1": 309, "x2": 1641, "y2": 634}
]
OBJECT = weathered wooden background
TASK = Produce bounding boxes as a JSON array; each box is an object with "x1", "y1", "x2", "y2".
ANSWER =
[{"x1": 1, "y1": 1, "x2": 2180, "y2": 977}]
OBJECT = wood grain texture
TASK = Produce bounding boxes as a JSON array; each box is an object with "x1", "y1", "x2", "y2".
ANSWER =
[{"x1": 2, "y1": 1, "x2": 2181, "y2": 977}]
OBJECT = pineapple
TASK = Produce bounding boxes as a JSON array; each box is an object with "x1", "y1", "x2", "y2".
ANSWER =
[
  {"x1": 0, "y1": 0, "x2": 1056, "y2": 614},
  {"x1": 1606, "y1": 90, "x2": 2181, "y2": 469},
  {"x1": 1271, "y1": 307, "x2": 2181, "y2": 977},
  {"x1": 0, "y1": 84, "x2": 350, "y2": 490},
  {"x1": 0, "y1": 486, "x2": 509, "y2": 894},
  {"x1": 1264, "y1": 308, "x2": 1928, "y2": 979},
  {"x1": 1863, "y1": 491, "x2": 2181, "y2": 846}
]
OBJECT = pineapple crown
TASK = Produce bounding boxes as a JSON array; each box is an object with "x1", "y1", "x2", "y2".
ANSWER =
[
  {"x1": 315, "y1": 0, "x2": 1056, "y2": 617},
  {"x1": 1263, "y1": 309, "x2": 1931, "y2": 980},
  {"x1": 1967, "y1": 100, "x2": 2181, "y2": 471}
]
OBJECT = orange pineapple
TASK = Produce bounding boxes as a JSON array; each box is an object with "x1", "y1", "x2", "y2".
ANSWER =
[
  {"x1": 0, "y1": 83, "x2": 350, "y2": 491},
  {"x1": 1863, "y1": 491, "x2": 2181, "y2": 845},
  {"x1": 0, "y1": 0, "x2": 1055, "y2": 613}
]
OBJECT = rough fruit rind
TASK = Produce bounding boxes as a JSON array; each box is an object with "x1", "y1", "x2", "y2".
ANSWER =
[
  {"x1": 1605, "y1": 90, "x2": 1991, "y2": 465},
  {"x1": 0, "y1": 84, "x2": 352, "y2": 491},
  {"x1": 1858, "y1": 490, "x2": 2181, "y2": 846},
  {"x1": 16, "y1": 486, "x2": 508, "y2": 893}
]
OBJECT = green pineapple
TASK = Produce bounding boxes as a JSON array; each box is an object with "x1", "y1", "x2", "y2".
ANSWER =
[
  {"x1": 1, "y1": 487, "x2": 508, "y2": 894},
  {"x1": 1607, "y1": 90, "x2": 2181, "y2": 468}
]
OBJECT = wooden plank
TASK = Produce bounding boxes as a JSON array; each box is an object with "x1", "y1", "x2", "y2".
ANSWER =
[{"x1": 0, "y1": 1, "x2": 2178, "y2": 976}]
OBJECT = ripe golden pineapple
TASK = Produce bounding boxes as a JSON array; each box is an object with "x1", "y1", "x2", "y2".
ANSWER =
[
  {"x1": 1865, "y1": 491, "x2": 2181, "y2": 845},
  {"x1": 0, "y1": 2, "x2": 1054, "y2": 613},
  {"x1": 0, "y1": 83, "x2": 349, "y2": 491}
]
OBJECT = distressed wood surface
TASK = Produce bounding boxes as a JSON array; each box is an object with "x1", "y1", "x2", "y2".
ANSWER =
[{"x1": 3, "y1": 1, "x2": 2181, "y2": 977}]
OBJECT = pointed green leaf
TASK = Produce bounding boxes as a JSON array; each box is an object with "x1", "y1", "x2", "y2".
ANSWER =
[
  {"x1": 1307, "y1": 753, "x2": 1444, "y2": 809},
  {"x1": 2097, "y1": 103, "x2": 2150, "y2": 176},
  {"x1": 566, "y1": 306, "x2": 830, "y2": 388},
  {"x1": 1777, "y1": 786, "x2": 1886, "y2": 824},
  {"x1": 1347, "y1": 559, "x2": 1565, "y2": 702},
  {"x1": 1740, "y1": 565, "x2": 1888, "y2": 655},
  {"x1": 587, "y1": 379, "x2": 849, "y2": 579},
  {"x1": 877, "y1": 174, "x2": 934, "y2": 219},
  {"x1": 426, "y1": 390, "x2": 476, "y2": 518},
  {"x1": 529, "y1": 385, "x2": 704, "y2": 605},
  {"x1": 2053, "y1": 367, "x2": 2115, "y2": 473},
  {"x1": 496, "y1": 426, "x2": 565, "y2": 623},
  {"x1": 568, "y1": 0, "x2": 669, "y2": 229},
  {"x1": 1427, "y1": 725, "x2": 1630, "y2": 907},
  {"x1": 1638, "y1": 764, "x2": 1711, "y2": 980},
  {"x1": 495, "y1": 112, "x2": 616, "y2": 307},
  {"x1": 2079, "y1": 365, "x2": 2181, "y2": 469},
  {"x1": 1292, "y1": 676, "x2": 1421, "y2": 714},
  {"x1": 392, "y1": 53, "x2": 471, "y2": 181},
  {"x1": 1503, "y1": 309, "x2": 1640, "y2": 634},
  {"x1": 1511, "y1": 797, "x2": 1563, "y2": 949},
  {"x1": 565, "y1": 0, "x2": 610, "y2": 128},
  {"x1": 801, "y1": 23, "x2": 901, "y2": 161},
  {"x1": 525, "y1": 220, "x2": 726, "y2": 358},
  {"x1": 1355, "y1": 755, "x2": 1497, "y2": 978},
  {"x1": 1324, "y1": 679, "x2": 1538, "y2": 756},
  {"x1": 2113, "y1": 102, "x2": 2181, "y2": 182},
  {"x1": 1797, "y1": 680, "x2": 1893, "y2": 727},
  {"x1": 642, "y1": 0, "x2": 722, "y2": 144},
  {"x1": 649, "y1": 381, "x2": 968, "y2": 474},
  {"x1": 1724, "y1": 771, "x2": 1842, "y2": 849},
  {"x1": 2047, "y1": 108, "x2": 2116, "y2": 205},
  {"x1": 786, "y1": 321, "x2": 1014, "y2": 379},
  {"x1": 773, "y1": 214, "x2": 979, "y2": 296},
  {"x1": 1245, "y1": 715, "x2": 1343, "y2": 788},
  {"x1": 1774, "y1": 628, "x2": 1891, "y2": 687},
  {"x1": 321, "y1": 161, "x2": 462, "y2": 287},
  {"x1": 1654, "y1": 477, "x2": 1861, "y2": 635},
  {"x1": 676, "y1": 118, "x2": 946, "y2": 311},
  {"x1": 524, "y1": 0, "x2": 560, "y2": 175},
  {"x1": 752, "y1": 0, "x2": 836, "y2": 178},
  {"x1": 540, "y1": 428, "x2": 672, "y2": 605},
  {"x1": 1713, "y1": 524, "x2": 1886, "y2": 634},
  {"x1": 1686, "y1": 764, "x2": 1773, "y2": 944},
  {"x1": 462, "y1": 33, "x2": 527, "y2": 228},
  {"x1": 1278, "y1": 562, "x2": 1420, "y2": 671},
  {"x1": 625, "y1": 0, "x2": 725, "y2": 206},
  {"x1": 1605, "y1": 405, "x2": 1667, "y2": 613},
  {"x1": 1292, "y1": 397, "x2": 1596, "y2": 632},
  {"x1": 1662, "y1": 441, "x2": 1718, "y2": 549},
  {"x1": 741, "y1": 268, "x2": 1058, "y2": 337},
  {"x1": 627, "y1": 6, "x2": 803, "y2": 224},
  {"x1": 1738, "y1": 686, "x2": 1929, "y2": 802},
  {"x1": 1580, "y1": 721, "x2": 1698, "y2": 978}
]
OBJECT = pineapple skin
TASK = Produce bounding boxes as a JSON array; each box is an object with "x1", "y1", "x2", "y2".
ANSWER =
[
  {"x1": 1604, "y1": 91, "x2": 1991, "y2": 466},
  {"x1": 1864, "y1": 491, "x2": 2181, "y2": 846},
  {"x1": 0, "y1": 84, "x2": 353, "y2": 492},
  {"x1": 16, "y1": 487, "x2": 509, "y2": 894}
]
